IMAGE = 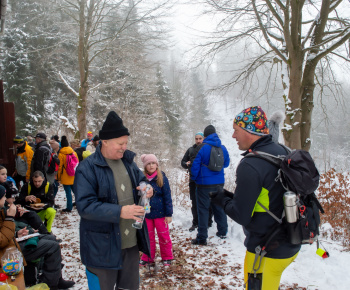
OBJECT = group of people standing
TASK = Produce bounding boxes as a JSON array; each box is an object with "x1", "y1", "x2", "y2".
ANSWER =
[
  {"x1": 1, "y1": 105, "x2": 300, "y2": 290},
  {"x1": 0, "y1": 134, "x2": 79, "y2": 288},
  {"x1": 182, "y1": 125, "x2": 230, "y2": 245},
  {"x1": 0, "y1": 129, "x2": 101, "y2": 288}
]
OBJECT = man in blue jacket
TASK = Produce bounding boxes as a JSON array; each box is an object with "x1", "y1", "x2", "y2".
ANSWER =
[
  {"x1": 74, "y1": 111, "x2": 153, "y2": 290},
  {"x1": 191, "y1": 125, "x2": 230, "y2": 245},
  {"x1": 211, "y1": 106, "x2": 300, "y2": 290}
]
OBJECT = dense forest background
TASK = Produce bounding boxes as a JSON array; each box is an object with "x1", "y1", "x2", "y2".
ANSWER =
[{"x1": 1, "y1": 0, "x2": 350, "y2": 172}]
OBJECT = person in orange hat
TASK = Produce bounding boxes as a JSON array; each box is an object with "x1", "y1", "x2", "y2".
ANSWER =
[{"x1": 81, "y1": 131, "x2": 93, "y2": 149}]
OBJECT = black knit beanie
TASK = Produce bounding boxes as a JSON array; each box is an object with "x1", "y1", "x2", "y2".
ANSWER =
[
  {"x1": 51, "y1": 135, "x2": 59, "y2": 143},
  {"x1": 204, "y1": 125, "x2": 216, "y2": 137},
  {"x1": 99, "y1": 111, "x2": 130, "y2": 140},
  {"x1": 61, "y1": 136, "x2": 69, "y2": 148},
  {"x1": 0, "y1": 185, "x2": 6, "y2": 200}
]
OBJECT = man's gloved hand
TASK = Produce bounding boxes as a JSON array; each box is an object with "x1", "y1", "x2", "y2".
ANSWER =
[
  {"x1": 210, "y1": 188, "x2": 234, "y2": 207},
  {"x1": 223, "y1": 189, "x2": 234, "y2": 199}
]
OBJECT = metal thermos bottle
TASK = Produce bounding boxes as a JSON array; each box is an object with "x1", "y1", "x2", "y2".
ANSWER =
[{"x1": 284, "y1": 191, "x2": 299, "y2": 223}]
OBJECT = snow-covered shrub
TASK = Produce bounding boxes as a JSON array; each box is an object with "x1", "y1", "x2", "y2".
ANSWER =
[{"x1": 317, "y1": 168, "x2": 350, "y2": 249}]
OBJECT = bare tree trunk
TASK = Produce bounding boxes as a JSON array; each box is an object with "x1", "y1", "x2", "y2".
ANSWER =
[
  {"x1": 300, "y1": 62, "x2": 317, "y2": 151},
  {"x1": 76, "y1": 0, "x2": 93, "y2": 139},
  {"x1": 282, "y1": 1, "x2": 303, "y2": 149},
  {"x1": 283, "y1": 55, "x2": 303, "y2": 149},
  {"x1": 77, "y1": 82, "x2": 88, "y2": 139}
]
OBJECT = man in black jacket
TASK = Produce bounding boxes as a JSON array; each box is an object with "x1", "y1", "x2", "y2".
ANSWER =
[
  {"x1": 211, "y1": 106, "x2": 300, "y2": 290},
  {"x1": 32, "y1": 133, "x2": 50, "y2": 179},
  {"x1": 17, "y1": 171, "x2": 56, "y2": 233},
  {"x1": 182, "y1": 132, "x2": 214, "y2": 232}
]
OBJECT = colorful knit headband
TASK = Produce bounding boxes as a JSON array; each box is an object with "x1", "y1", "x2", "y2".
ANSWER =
[{"x1": 234, "y1": 106, "x2": 269, "y2": 136}]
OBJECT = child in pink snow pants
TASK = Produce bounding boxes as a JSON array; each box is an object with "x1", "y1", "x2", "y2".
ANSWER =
[{"x1": 140, "y1": 154, "x2": 174, "y2": 266}]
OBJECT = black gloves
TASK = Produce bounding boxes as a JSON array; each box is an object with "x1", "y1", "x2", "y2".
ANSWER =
[{"x1": 210, "y1": 188, "x2": 234, "y2": 207}]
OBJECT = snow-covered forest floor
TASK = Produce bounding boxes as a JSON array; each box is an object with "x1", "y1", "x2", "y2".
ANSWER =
[{"x1": 53, "y1": 185, "x2": 350, "y2": 290}]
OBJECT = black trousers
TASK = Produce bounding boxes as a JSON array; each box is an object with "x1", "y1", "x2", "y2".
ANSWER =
[
  {"x1": 16, "y1": 211, "x2": 48, "y2": 234},
  {"x1": 189, "y1": 181, "x2": 213, "y2": 227},
  {"x1": 20, "y1": 235, "x2": 62, "y2": 287}
]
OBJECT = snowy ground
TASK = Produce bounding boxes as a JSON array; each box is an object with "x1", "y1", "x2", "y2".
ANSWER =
[{"x1": 52, "y1": 186, "x2": 350, "y2": 290}]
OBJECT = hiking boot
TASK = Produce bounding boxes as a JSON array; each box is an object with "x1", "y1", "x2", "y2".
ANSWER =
[
  {"x1": 189, "y1": 225, "x2": 198, "y2": 232},
  {"x1": 191, "y1": 238, "x2": 207, "y2": 245},
  {"x1": 162, "y1": 260, "x2": 172, "y2": 266},
  {"x1": 51, "y1": 277, "x2": 75, "y2": 289},
  {"x1": 37, "y1": 224, "x2": 49, "y2": 234},
  {"x1": 47, "y1": 231, "x2": 62, "y2": 243},
  {"x1": 62, "y1": 208, "x2": 72, "y2": 213},
  {"x1": 139, "y1": 260, "x2": 154, "y2": 266},
  {"x1": 216, "y1": 232, "x2": 227, "y2": 239}
]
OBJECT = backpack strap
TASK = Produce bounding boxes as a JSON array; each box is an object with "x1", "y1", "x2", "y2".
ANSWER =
[
  {"x1": 245, "y1": 151, "x2": 283, "y2": 168},
  {"x1": 201, "y1": 143, "x2": 223, "y2": 169},
  {"x1": 252, "y1": 223, "x2": 283, "y2": 277},
  {"x1": 310, "y1": 192, "x2": 325, "y2": 214},
  {"x1": 245, "y1": 151, "x2": 290, "y2": 191},
  {"x1": 45, "y1": 182, "x2": 50, "y2": 194},
  {"x1": 28, "y1": 182, "x2": 50, "y2": 195},
  {"x1": 257, "y1": 201, "x2": 283, "y2": 224},
  {"x1": 201, "y1": 143, "x2": 212, "y2": 168}
]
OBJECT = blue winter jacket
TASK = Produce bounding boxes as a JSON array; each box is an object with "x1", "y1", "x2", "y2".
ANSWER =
[
  {"x1": 80, "y1": 138, "x2": 90, "y2": 149},
  {"x1": 145, "y1": 171, "x2": 173, "y2": 220},
  {"x1": 73, "y1": 145, "x2": 150, "y2": 269},
  {"x1": 191, "y1": 133, "x2": 230, "y2": 185}
]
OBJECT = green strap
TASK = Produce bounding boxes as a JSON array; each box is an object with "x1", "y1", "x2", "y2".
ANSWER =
[{"x1": 28, "y1": 182, "x2": 50, "y2": 195}]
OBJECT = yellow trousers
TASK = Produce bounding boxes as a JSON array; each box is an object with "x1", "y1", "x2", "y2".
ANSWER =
[
  {"x1": 244, "y1": 250, "x2": 299, "y2": 290},
  {"x1": 37, "y1": 207, "x2": 56, "y2": 233}
]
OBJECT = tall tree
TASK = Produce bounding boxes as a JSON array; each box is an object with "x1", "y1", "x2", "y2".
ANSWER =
[
  {"x1": 198, "y1": 0, "x2": 350, "y2": 150},
  {"x1": 1, "y1": 26, "x2": 34, "y2": 134},
  {"x1": 156, "y1": 65, "x2": 181, "y2": 146},
  {"x1": 60, "y1": 0, "x2": 171, "y2": 138},
  {"x1": 1, "y1": 0, "x2": 75, "y2": 135}
]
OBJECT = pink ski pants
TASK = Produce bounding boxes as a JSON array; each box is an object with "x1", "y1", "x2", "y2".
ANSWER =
[{"x1": 141, "y1": 217, "x2": 173, "y2": 262}]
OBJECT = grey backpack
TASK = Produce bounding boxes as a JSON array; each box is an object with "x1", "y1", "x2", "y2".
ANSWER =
[
  {"x1": 15, "y1": 156, "x2": 28, "y2": 176},
  {"x1": 204, "y1": 145, "x2": 224, "y2": 172}
]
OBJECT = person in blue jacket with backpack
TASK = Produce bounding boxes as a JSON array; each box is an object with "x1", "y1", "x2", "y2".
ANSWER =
[
  {"x1": 191, "y1": 125, "x2": 230, "y2": 245},
  {"x1": 210, "y1": 106, "x2": 301, "y2": 290}
]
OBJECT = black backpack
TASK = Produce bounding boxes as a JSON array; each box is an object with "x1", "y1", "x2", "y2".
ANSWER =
[
  {"x1": 244, "y1": 147, "x2": 326, "y2": 279},
  {"x1": 47, "y1": 149, "x2": 60, "y2": 174},
  {"x1": 204, "y1": 144, "x2": 224, "y2": 172},
  {"x1": 245, "y1": 147, "x2": 324, "y2": 245}
]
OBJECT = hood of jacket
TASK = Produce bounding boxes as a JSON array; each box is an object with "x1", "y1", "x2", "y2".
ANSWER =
[
  {"x1": 242, "y1": 134, "x2": 274, "y2": 156},
  {"x1": 202, "y1": 133, "x2": 222, "y2": 147},
  {"x1": 59, "y1": 146, "x2": 75, "y2": 155},
  {"x1": 36, "y1": 140, "x2": 49, "y2": 150},
  {"x1": 17, "y1": 142, "x2": 27, "y2": 154}
]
